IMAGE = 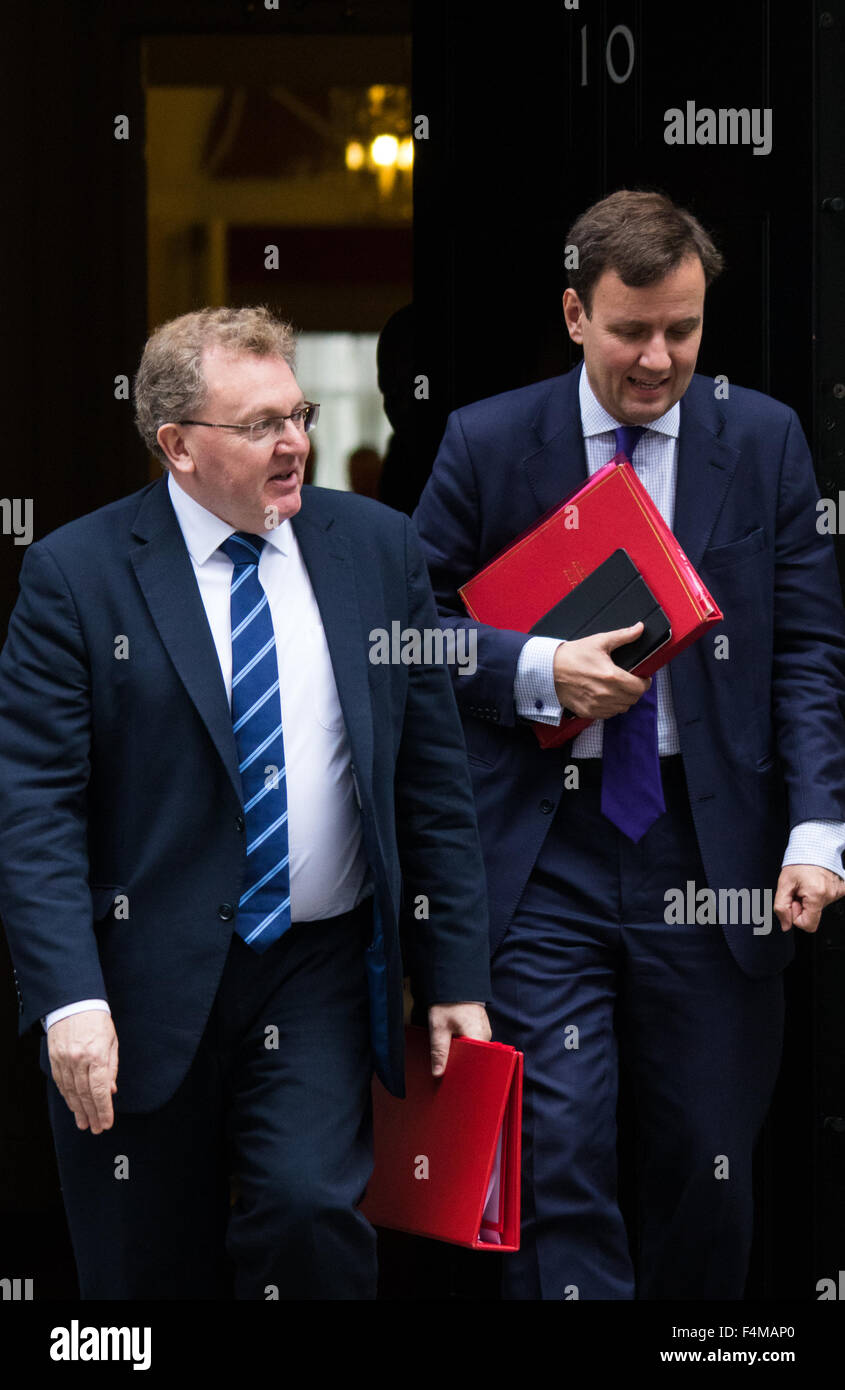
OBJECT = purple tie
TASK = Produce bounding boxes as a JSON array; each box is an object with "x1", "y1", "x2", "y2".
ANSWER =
[{"x1": 599, "y1": 426, "x2": 666, "y2": 842}]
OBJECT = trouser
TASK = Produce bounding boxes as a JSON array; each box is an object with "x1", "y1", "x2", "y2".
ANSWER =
[
  {"x1": 47, "y1": 902, "x2": 377, "y2": 1299},
  {"x1": 489, "y1": 757, "x2": 784, "y2": 1300}
]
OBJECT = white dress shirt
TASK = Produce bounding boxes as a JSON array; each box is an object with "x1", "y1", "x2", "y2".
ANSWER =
[
  {"x1": 512, "y1": 364, "x2": 845, "y2": 879},
  {"x1": 44, "y1": 473, "x2": 370, "y2": 1030}
]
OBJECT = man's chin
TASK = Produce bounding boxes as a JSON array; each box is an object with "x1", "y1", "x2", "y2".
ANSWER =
[
  {"x1": 623, "y1": 374, "x2": 691, "y2": 421},
  {"x1": 625, "y1": 383, "x2": 669, "y2": 410},
  {"x1": 261, "y1": 486, "x2": 302, "y2": 531}
]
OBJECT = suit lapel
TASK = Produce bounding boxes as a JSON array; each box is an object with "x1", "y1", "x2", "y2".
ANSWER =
[
  {"x1": 524, "y1": 369, "x2": 740, "y2": 569},
  {"x1": 672, "y1": 381, "x2": 740, "y2": 569},
  {"x1": 129, "y1": 479, "x2": 243, "y2": 806},
  {"x1": 523, "y1": 368, "x2": 590, "y2": 516},
  {"x1": 291, "y1": 495, "x2": 375, "y2": 796}
]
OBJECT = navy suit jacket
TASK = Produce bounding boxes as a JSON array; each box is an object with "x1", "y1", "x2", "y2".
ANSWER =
[
  {"x1": 414, "y1": 366, "x2": 845, "y2": 975},
  {"x1": 0, "y1": 477, "x2": 491, "y2": 1111}
]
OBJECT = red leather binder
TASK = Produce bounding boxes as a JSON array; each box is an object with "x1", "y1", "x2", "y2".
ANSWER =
[
  {"x1": 360, "y1": 1025, "x2": 523, "y2": 1250},
  {"x1": 459, "y1": 459, "x2": 723, "y2": 747}
]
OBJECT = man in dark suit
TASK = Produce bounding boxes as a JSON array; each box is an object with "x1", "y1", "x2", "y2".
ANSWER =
[
  {"x1": 0, "y1": 305, "x2": 491, "y2": 1300},
  {"x1": 413, "y1": 190, "x2": 845, "y2": 1300}
]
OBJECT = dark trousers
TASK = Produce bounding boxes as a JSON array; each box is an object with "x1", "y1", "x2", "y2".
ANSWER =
[
  {"x1": 489, "y1": 757, "x2": 784, "y2": 1301},
  {"x1": 47, "y1": 902, "x2": 377, "y2": 1300}
]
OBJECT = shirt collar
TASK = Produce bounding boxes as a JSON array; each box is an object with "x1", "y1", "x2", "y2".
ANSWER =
[
  {"x1": 578, "y1": 361, "x2": 680, "y2": 440},
  {"x1": 167, "y1": 471, "x2": 291, "y2": 563}
]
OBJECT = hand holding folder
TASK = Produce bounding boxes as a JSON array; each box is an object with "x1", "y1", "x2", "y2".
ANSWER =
[
  {"x1": 360, "y1": 1025, "x2": 523, "y2": 1250},
  {"x1": 529, "y1": 547, "x2": 670, "y2": 719},
  {"x1": 459, "y1": 459, "x2": 723, "y2": 747},
  {"x1": 529, "y1": 548, "x2": 671, "y2": 665}
]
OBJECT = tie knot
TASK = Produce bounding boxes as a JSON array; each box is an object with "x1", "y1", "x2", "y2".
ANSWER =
[
  {"x1": 614, "y1": 425, "x2": 645, "y2": 463},
  {"x1": 219, "y1": 532, "x2": 266, "y2": 567}
]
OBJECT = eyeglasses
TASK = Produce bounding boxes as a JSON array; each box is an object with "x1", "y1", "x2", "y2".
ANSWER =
[{"x1": 179, "y1": 403, "x2": 320, "y2": 443}]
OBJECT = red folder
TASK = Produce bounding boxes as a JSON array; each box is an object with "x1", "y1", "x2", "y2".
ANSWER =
[
  {"x1": 459, "y1": 459, "x2": 723, "y2": 747},
  {"x1": 360, "y1": 1025, "x2": 523, "y2": 1250}
]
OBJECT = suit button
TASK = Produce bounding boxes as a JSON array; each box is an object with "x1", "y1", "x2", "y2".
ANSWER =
[
  {"x1": 218, "y1": 903, "x2": 235, "y2": 921},
  {"x1": 235, "y1": 814, "x2": 245, "y2": 832},
  {"x1": 539, "y1": 799, "x2": 555, "y2": 814}
]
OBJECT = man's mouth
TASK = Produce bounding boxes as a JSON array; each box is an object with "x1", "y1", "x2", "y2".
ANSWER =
[
  {"x1": 268, "y1": 465, "x2": 298, "y2": 482},
  {"x1": 627, "y1": 376, "x2": 667, "y2": 392}
]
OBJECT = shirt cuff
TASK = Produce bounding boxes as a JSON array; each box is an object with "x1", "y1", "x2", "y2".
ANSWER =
[
  {"x1": 781, "y1": 821, "x2": 845, "y2": 879},
  {"x1": 43, "y1": 999, "x2": 111, "y2": 1032},
  {"x1": 514, "y1": 636, "x2": 564, "y2": 725}
]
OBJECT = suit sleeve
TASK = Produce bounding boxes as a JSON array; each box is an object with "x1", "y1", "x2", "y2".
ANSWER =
[
  {"x1": 393, "y1": 514, "x2": 492, "y2": 1009},
  {"x1": 0, "y1": 542, "x2": 106, "y2": 1031},
  {"x1": 772, "y1": 410, "x2": 845, "y2": 825},
  {"x1": 413, "y1": 410, "x2": 532, "y2": 727}
]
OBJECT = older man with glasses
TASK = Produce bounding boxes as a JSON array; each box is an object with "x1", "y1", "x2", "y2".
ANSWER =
[{"x1": 0, "y1": 305, "x2": 491, "y2": 1300}]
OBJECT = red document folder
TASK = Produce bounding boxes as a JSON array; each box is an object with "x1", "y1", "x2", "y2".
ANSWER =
[
  {"x1": 459, "y1": 459, "x2": 723, "y2": 747},
  {"x1": 360, "y1": 1025, "x2": 523, "y2": 1250}
]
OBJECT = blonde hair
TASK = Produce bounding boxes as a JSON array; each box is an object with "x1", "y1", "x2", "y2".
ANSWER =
[{"x1": 133, "y1": 305, "x2": 298, "y2": 464}]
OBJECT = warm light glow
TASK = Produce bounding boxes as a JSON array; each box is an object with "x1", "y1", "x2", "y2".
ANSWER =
[
  {"x1": 345, "y1": 141, "x2": 365, "y2": 171},
  {"x1": 371, "y1": 134, "x2": 399, "y2": 167},
  {"x1": 397, "y1": 138, "x2": 414, "y2": 170}
]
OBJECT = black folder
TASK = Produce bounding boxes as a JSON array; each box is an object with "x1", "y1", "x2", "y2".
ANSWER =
[{"x1": 528, "y1": 548, "x2": 671, "y2": 670}]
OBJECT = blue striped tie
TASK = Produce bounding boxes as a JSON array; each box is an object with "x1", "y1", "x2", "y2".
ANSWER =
[{"x1": 219, "y1": 532, "x2": 291, "y2": 953}]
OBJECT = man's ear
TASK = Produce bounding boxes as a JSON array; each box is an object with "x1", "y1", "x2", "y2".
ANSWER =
[
  {"x1": 157, "y1": 423, "x2": 195, "y2": 474},
  {"x1": 562, "y1": 288, "x2": 587, "y2": 345}
]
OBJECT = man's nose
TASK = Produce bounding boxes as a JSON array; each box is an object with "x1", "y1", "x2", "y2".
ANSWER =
[{"x1": 638, "y1": 335, "x2": 672, "y2": 371}]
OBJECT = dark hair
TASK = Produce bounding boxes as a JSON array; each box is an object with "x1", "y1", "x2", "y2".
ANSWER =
[{"x1": 565, "y1": 190, "x2": 724, "y2": 316}]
